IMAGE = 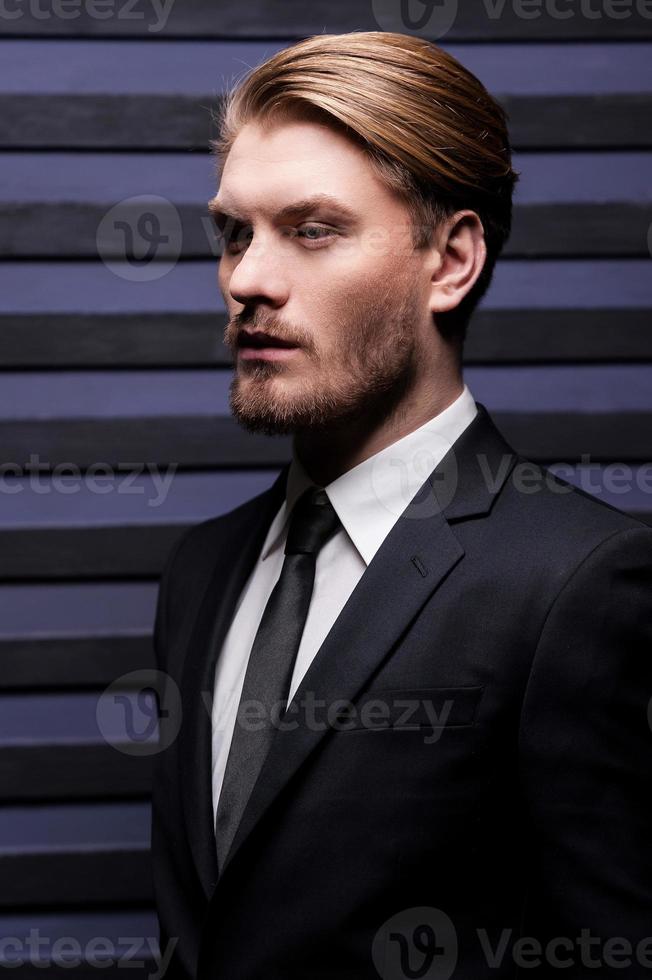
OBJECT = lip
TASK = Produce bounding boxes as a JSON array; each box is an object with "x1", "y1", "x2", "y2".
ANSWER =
[{"x1": 239, "y1": 346, "x2": 301, "y2": 361}]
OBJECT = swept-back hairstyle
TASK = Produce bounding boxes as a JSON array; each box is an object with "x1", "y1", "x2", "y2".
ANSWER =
[{"x1": 212, "y1": 31, "x2": 519, "y2": 348}]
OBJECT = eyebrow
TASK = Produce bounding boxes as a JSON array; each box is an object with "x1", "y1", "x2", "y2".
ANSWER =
[{"x1": 207, "y1": 193, "x2": 358, "y2": 228}]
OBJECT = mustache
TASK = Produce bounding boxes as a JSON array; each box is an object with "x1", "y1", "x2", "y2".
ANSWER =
[
  {"x1": 226, "y1": 313, "x2": 307, "y2": 350},
  {"x1": 238, "y1": 330, "x2": 298, "y2": 350}
]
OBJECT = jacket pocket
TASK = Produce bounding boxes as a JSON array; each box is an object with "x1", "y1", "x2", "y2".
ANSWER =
[{"x1": 329, "y1": 685, "x2": 483, "y2": 733}]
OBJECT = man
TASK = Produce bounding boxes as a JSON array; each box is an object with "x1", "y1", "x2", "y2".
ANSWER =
[{"x1": 151, "y1": 31, "x2": 652, "y2": 979}]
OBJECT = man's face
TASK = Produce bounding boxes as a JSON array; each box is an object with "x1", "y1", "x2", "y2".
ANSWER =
[{"x1": 213, "y1": 116, "x2": 431, "y2": 437}]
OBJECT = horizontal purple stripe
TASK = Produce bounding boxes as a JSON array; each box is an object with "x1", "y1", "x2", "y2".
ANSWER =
[
  {"x1": 0, "y1": 152, "x2": 215, "y2": 202},
  {"x1": 0, "y1": 802, "x2": 149, "y2": 851},
  {"x1": 0, "y1": 689, "x2": 160, "y2": 745},
  {"x1": 1, "y1": 365, "x2": 652, "y2": 419},
  {"x1": 0, "y1": 41, "x2": 650, "y2": 95},
  {"x1": 0, "y1": 39, "x2": 290, "y2": 94},
  {"x1": 481, "y1": 259, "x2": 652, "y2": 308},
  {"x1": 0, "y1": 470, "x2": 278, "y2": 527},
  {"x1": 0, "y1": 584, "x2": 157, "y2": 635},
  {"x1": 0, "y1": 911, "x2": 158, "y2": 958},
  {"x1": 2, "y1": 260, "x2": 651, "y2": 313},
  {"x1": 465, "y1": 365, "x2": 652, "y2": 411},
  {"x1": 548, "y1": 462, "x2": 652, "y2": 510},
  {"x1": 0, "y1": 368, "x2": 230, "y2": 417},
  {"x1": 514, "y1": 151, "x2": 652, "y2": 203},
  {"x1": 0, "y1": 260, "x2": 224, "y2": 312},
  {"x1": 0, "y1": 919, "x2": 158, "y2": 965},
  {"x1": 2, "y1": 152, "x2": 651, "y2": 203}
]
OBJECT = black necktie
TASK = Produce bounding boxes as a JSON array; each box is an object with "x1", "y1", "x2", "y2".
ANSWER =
[{"x1": 214, "y1": 485, "x2": 341, "y2": 873}]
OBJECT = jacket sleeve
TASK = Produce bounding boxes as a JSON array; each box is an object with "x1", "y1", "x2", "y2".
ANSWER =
[
  {"x1": 152, "y1": 526, "x2": 193, "y2": 675},
  {"x1": 517, "y1": 525, "x2": 652, "y2": 976},
  {"x1": 149, "y1": 528, "x2": 196, "y2": 980}
]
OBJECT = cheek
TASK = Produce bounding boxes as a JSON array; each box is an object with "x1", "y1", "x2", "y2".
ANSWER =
[{"x1": 307, "y1": 292, "x2": 360, "y2": 352}]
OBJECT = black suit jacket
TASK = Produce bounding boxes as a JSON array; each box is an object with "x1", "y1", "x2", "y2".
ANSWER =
[{"x1": 150, "y1": 402, "x2": 652, "y2": 979}]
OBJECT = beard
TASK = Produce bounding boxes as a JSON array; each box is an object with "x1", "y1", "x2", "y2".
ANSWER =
[{"x1": 225, "y1": 276, "x2": 422, "y2": 438}]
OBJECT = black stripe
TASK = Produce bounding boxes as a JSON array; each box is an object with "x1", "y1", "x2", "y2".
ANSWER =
[
  {"x1": 2, "y1": 94, "x2": 651, "y2": 150},
  {"x1": 0, "y1": 633, "x2": 153, "y2": 689},
  {"x1": 2, "y1": 310, "x2": 651, "y2": 367},
  {"x1": 0, "y1": 849, "x2": 152, "y2": 907},
  {"x1": 0, "y1": 744, "x2": 152, "y2": 801},
  {"x1": 1, "y1": 0, "x2": 651, "y2": 39},
  {"x1": 1, "y1": 413, "x2": 650, "y2": 467}
]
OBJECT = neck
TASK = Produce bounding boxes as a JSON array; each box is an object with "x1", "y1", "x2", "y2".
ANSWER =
[{"x1": 293, "y1": 375, "x2": 465, "y2": 487}]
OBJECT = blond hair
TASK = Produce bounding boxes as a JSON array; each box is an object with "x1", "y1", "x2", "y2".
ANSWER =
[{"x1": 212, "y1": 31, "x2": 519, "y2": 346}]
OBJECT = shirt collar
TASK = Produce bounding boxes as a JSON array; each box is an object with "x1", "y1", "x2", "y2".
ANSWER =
[{"x1": 261, "y1": 384, "x2": 477, "y2": 566}]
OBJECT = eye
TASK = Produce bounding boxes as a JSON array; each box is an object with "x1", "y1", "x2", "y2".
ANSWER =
[
  {"x1": 295, "y1": 224, "x2": 336, "y2": 245},
  {"x1": 219, "y1": 222, "x2": 337, "y2": 257},
  {"x1": 221, "y1": 224, "x2": 252, "y2": 255}
]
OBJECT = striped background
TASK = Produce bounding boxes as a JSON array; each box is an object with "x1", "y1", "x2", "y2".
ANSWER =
[{"x1": 1, "y1": 2, "x2": 651, "y2": 975}]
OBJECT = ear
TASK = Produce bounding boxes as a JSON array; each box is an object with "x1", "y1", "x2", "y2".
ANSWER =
[{"x1": 427, "y1": 210, "x2": 487, "y2": 316}]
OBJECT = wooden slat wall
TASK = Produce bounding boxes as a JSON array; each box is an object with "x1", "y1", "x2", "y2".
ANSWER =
[{"x1": 1, "y1": 4, "x2": 651, "y2": 973}]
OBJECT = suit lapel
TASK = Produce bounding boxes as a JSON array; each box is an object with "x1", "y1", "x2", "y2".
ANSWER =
[
  {"x1": 215, "y1": 402, "x2": 518, "y2": 881},
  {"x1": 178, "y1": 464, "x2": 289, "y2": 899}
]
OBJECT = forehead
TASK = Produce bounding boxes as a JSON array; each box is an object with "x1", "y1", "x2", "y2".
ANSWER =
[{"x1": 218, "y1": 118, "x2": 392, "y2": 211}]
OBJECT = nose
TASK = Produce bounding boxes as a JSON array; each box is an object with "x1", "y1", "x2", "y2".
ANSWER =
[{"x1": 225, "y1": 232, "x2": 289, "y2": 308}]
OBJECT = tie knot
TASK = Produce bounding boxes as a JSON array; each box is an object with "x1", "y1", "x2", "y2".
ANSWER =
[{"x1": 284, "y1": 486, "x2": 341, "y2": 555}]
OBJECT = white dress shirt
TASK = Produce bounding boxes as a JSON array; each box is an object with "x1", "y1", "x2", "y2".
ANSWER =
[{"x1": 211, "y1": 383, "x2": 478, "y2": 822}]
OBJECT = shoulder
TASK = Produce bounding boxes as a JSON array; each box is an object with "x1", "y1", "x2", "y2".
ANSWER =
[
  {"x1": 156, "y1": 483, "x2": 279, "y2": 619},
  {"x1": 509, "y1": 460, "x2": 652, "y2": 672},
  {"x1": 509, "y1": 454, "x2": 648, "y2": 529},
  {"x1": 497, "y1": 453, "x2": 651, "y2": 565},
  {"x1": 167, "y1": 486, "x2": 274, "y2": 573}
]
